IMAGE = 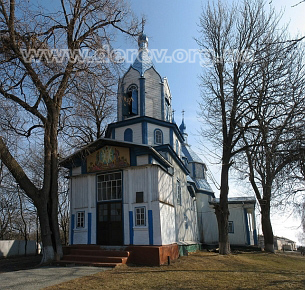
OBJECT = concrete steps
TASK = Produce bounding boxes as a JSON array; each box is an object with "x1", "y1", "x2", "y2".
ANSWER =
[{"x1": 58, "y1": 245, "x2": 130, "y2": 268}]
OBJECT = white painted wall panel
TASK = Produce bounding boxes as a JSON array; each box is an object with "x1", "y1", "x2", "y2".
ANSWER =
[
  {"x1": 159, "y1": 202, "x2": 175, "y2": 244},
  {"x1": 144, "y1": 68, "x2": 162, "y2": 119},
  {"x1": 147, "y1": 123, "x2": 170, "y2": 145},
  {"x1": 72, "y1": 166, "x2": 81, "y2": 176},
  {"x1": 72, "y1": 176, "x2": 88, "y2": 208},
  {"x1": 137, "y1": 155, "x2": 148, "y2": 166},
  {"x1": 115, "y1": 123, "x2": 142, "y2": 144},
  {"x1": 133, "y1": 228, "x2": 149, "y2": 245},
  {"x1": 73, "y1": 230, "x2": 88, "y2": 244},
  {"x1": 158, "y1": 169, "x2": 173, "y2": 205}
]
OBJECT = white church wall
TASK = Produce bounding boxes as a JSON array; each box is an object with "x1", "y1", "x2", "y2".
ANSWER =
[
  {"x1": 147, "y1": 123, "x2": 170, "y2": 145},
  {"x1": 196, "y1": 193, "x2": 218, "y2": 244},
  {"x1": 144, "y1": 68, "x2": 162, "y2": 119},
  {"x1": 172, "y1": 133, "x2": 182, "y2": 158},
  {"x1": 115, "y1": 123, "x2": 142, "y2": 144},
  {"x1": 151, "y1": 201, "x2": 162, "y2": 245},
  {"x1": 172, "y1": 161, "x2": 198, "y2": 243},
  {"x1": 72, "y1": 176, "x2": 88, "y2": 208},
  {"x1": 228, "y1": 205, "x2": 247, "y2": 245},
  {"x1": 137, "y1": 155, "x2": 148, "y2": 165},
  {"x1": 123, "y1": 166, "x2": 160, "y2": 245},
  {"x1": 159, "y1": 202, "x2": 176, "y2": 244},
  {"x1": 70, "y1": 174, "x2": 97, "y2": 245},
  {"x1": 72, "y1": 166, "x2": 81, "y2": 176},
  {"x1": 158, "y1": 168, "x2": 173, "y2": 205}
]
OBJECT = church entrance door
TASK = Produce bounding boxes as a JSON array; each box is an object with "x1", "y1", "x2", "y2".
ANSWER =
[{"x1": 97, "y1": 201, "x2": 123, "y2": 245}]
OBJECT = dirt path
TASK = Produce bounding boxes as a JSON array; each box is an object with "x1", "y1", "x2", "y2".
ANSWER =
[{"x1": 0, "y1": 255, "x2": 42, "y2": 273}]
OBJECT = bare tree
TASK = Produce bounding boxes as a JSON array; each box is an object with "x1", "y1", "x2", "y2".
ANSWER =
[
  {"x1": 61, "y1": 76, "x2": 116, "y2": 148},
  {"x1": 197, "y1": 0, "x2": 299, "y2": 254},
  {"x1": 0, "y1": 0, "x2": 140, "y2": 263}
]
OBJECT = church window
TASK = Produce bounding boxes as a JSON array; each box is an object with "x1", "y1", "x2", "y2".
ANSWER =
[
  {"x1": 76, "y1": 211, "x2": 85, "y2": 228},
  {"x1": 176, "y1": 140, "x2": 179, "y2": 154},
  {"x1": 135, "y1": 207, "x2": 146, "y2": 226},
  {"x1": 124, "y1": 128, "x2": 133, "y2": 142},
  {"x1": 165, "y1": 98, "x2": 170, "y2": 121},
  {"x1": 228, "y1": 221, "x2": 234, "y2": 233},
  {"x1": 123, "y1": 84, "x2": 138, "y2": 117},
  {"x1": 97, "y1": 172, "x2": 122, "y2": 201},
  {"x1": 136, "y1": 192, "x2": 144, "y2": 203},
  {"x1": 154, "y1": 129, "x2": 163, "y2": 144},
  {"x1": 177, "y1": 179, "x2": 181, "y2": 205}
]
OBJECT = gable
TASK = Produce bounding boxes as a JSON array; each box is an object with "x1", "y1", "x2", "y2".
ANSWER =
[{"x1": 87, "y1": 145, "x2": 130, "y2": 173}]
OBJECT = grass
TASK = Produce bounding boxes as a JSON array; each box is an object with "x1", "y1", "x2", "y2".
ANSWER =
[{"x1": 45, "y1": 251, "x2": 305, "y2": 289}]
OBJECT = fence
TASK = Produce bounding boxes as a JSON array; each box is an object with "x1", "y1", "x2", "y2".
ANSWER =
[{"x1": 0, "y1": 240, "x2": 41, "y2": 257}]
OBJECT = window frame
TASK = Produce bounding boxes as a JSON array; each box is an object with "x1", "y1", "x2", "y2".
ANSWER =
[
  {"x1": 124, "y1": 128, "x2": 133, "y2": 142},
  {"x1": 97, "y1": 172, "x2": 122, "y2": 201},
  {"x1": 228, "y1": 221, "x2": 234, "y2": 233},
  {"x1": 135, "y1": 206, "x2": 146, "y2": 227},
  {"x1": 154, "y1": 129, "x2": 163, "y2": 145},
  {"x1": 76, "y1": 211, "x2": 85, "y2": 228},
  {"x1": 123, "y1": 84, "x2": 138, "y2": 117}
]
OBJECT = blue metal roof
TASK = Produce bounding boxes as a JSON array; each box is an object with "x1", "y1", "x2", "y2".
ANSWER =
[
  {"x1": 182, "y1": 144, "x2": 203, "y2": 163},
  {"x1": 179, "y1": 119, "x2": 186, "y2": 134},
  {"x1": 132, "y1": 49, "x2": 154, "y2": 76},
  {"x1": 187, "y1": 175, "x2": 214, "y2": 196}
]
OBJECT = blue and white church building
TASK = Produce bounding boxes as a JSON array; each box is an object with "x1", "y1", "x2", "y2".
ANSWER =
[{"x1": 61, "y1": 34, "x2": 258, "y2": 265}]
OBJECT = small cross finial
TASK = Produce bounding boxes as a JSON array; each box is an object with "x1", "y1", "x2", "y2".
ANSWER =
[{"x1": 182, "y1": 109, "x2": 185, "y2": 119}]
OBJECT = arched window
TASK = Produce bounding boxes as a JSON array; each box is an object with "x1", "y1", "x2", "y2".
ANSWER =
[
  {"x1": 122, "y1": 84, "x2": 138, "y2": 117},
  {"x1": 124, "y1": 128, "x2": 133, "y2": 142},
  {"x1": 154, "y1": 129, "x2": 163, "y2": 145}
]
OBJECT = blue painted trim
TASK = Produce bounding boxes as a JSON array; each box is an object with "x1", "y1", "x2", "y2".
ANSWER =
[
  {"x1": 140, "y1": 78, "x2": 145, "y2": 116},
  {"x1": 170, "y1": 128, "x2": 173, "y2": 147},
  {"x1": 244, "y1": 209, "x2": 250, "y2": 245},
  {"x1": 161, "y1": 83, "x2": 164, "y2": 121},
  {"x1": 148, "y1": 210, "x2": 153, "y2": 245},
  {"x1": 130, "y1": 148, "x2": 137, "y2": 166},
  {"x1": 124, "y1": 128, "x2": 133, "y2": 142},
  {"x1": 253, "y1": 229, "x2": 258, "y2": 245},
  {"x1": 87, "y1": 213, "x2": 92, "y2": 244},
  {"x1": 129, "y1": 211, "x2": 134, "y2": 245},
  {"x1": 71, "y1": 214, "x2": 75, "y2": 245},
  {"x1": 81, "y1": 159, "x2": 87, "y2": 174},
  {"x1": 142, "y1": 121, "x2": 148, "y2": 144},
  {"x1": 112, "y1": 128, "x2": 115, "y2": 139},
  {"x1": 121, "y1": 171, "x2": 125, "y2": 245},
  {"x1": 105, "y1": 116, "x2": 184, "y2": 142},
  {"x1": 148, "y1": 155, "x2": 153, "y2": 164},
  {"x1": 154, "y1": 144, "x2": 189, "y2": 175}
]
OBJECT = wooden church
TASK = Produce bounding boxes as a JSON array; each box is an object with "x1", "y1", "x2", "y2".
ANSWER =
[{"x1": 60, "y1": 34, "x2": 258, "y2": 266}]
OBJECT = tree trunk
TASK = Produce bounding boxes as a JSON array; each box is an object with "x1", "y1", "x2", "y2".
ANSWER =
[
  {"x1": 215, "y1": 158, "x2": 231, "y2": 255},
  {"x1": 260, "y1": 198, "x2": 274, "y2": 253},
  {"x1": 38, "y1": 113, "x2": 63, "y2": 263}
]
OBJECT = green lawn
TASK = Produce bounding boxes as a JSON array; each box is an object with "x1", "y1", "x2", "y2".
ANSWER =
[{"x1": 45, "y1": 251, "x2": 305, "y2": 289}]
